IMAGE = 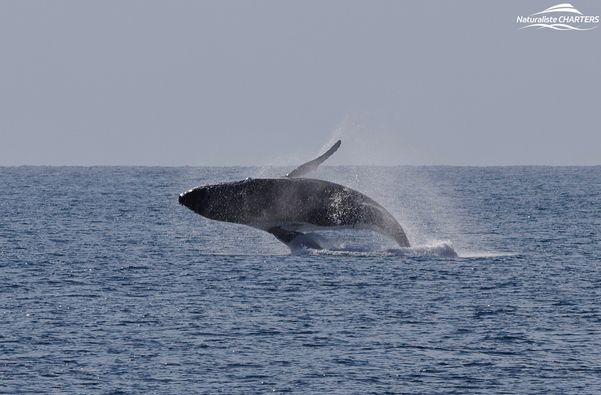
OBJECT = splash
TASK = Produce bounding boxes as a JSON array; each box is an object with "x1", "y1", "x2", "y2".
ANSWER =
[
  {"x1": 455, "y1": 250, "x2": 517, "y2": 258},
  {"x1": 405, "y1": 241, "x2": 459, "y2": 258},
  {"x1": 289, "y1": 239, "x2": 459, "y2": 258},
  {"x1": 248, "y1": 123, "x2": 500, "y2": 256},
  {"x1": 317, "y1": 118, "x2": 465, "y2": 248}
]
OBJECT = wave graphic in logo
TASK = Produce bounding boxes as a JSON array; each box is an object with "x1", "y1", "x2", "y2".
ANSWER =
[
  {"x1": 517, "y1": 3, "x2": 599, "y2": 31},
  {"x1": 521, "y1": 23, "x2": 590, "y2": 31},
  {"x1": 532, "y1": 3, "x2": 582, "y2": 16}
]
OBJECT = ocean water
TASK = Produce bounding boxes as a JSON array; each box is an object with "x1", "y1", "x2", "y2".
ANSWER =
[{"x1": 1, "y1": 166, "x2": 600, "y2": 393}]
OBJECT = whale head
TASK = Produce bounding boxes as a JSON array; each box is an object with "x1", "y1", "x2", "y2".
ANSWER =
[
  {"x1": 179, "y1": 186, "x2": 215, "y2": 218},
  {"x1": 179, "y1": 179, "x2": 259, "y2": 222}
]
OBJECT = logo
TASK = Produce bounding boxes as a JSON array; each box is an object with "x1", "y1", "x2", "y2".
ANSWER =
[{"x1": 516, "y1": 3, "x2": 599, "y2": 30}]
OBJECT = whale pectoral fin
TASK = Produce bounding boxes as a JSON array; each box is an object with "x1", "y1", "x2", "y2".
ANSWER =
[
  {"x1": 267, "y1": 226, "x2": 322, "y2": 249},
  {"x1": 285, "y1": 140, "x2": 341, "y2": 178}
]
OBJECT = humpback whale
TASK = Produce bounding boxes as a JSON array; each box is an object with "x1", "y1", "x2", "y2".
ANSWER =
[{"x1": 179, "y1": 141, "x2": 410, "y2": 250}]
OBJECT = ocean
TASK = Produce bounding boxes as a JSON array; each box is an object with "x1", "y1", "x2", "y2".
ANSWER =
[{"x1": 1, "y1": 166, "x2": 600, "y2": 393}]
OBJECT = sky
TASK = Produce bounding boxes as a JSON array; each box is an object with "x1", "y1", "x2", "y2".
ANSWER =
[{"x1": 1, "y1": 1, "x2": 600, "y2": 166}]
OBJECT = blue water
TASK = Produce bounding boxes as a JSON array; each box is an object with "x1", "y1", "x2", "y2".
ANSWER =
[{"x1": 1, "y1": 166, "x2": 600, "y2": 393}]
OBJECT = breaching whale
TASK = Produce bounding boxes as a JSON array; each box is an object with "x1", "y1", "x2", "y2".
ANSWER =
[{"x1": 179, "y1": 140, "x2": 410, "y2": 250}]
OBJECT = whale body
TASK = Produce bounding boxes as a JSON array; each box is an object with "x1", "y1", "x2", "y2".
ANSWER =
[{"x1": 179, "y1": 140, "x2": 410, "y2": 250}]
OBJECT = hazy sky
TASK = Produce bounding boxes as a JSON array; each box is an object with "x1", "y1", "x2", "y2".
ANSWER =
[{"x1": 1, "y1": 1, "x2": 600, "y2": 166}]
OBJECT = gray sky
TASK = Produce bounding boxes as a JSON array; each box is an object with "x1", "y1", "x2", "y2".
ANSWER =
[{"x1": 1, "y1": 1, "x2": 600, "y2": 166}]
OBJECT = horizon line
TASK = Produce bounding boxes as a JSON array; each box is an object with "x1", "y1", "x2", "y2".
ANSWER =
[{"x1": 1, "y1": 163, "x2": 600, "y2": 168}]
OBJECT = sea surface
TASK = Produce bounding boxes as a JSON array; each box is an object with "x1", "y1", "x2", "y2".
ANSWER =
[{"x1": 1, "y1": 166, "x2": 600, "y2": 394}]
